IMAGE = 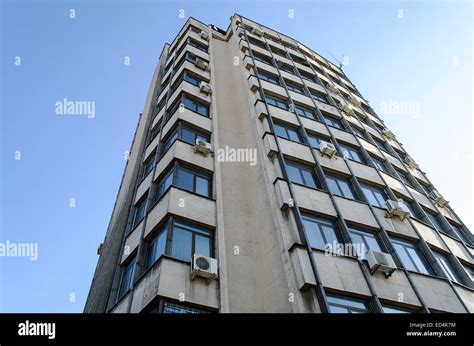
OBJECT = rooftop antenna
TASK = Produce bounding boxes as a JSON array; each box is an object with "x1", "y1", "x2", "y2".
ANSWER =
[{"x1": 327, "y1": 50, "x2": 346, "y2": 69}]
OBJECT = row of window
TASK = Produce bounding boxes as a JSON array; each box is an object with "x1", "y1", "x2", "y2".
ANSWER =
[
  {"x1": 119, "y1": 217, "x2": 214, "y2": 298},
  {"x1": 301, "y1": 213, "x2": 472, "y2": 285}
]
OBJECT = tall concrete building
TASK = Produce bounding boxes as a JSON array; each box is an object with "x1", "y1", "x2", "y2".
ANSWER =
[{"x1": 84, "y1": 15, "x2": 474, "y2": 313}]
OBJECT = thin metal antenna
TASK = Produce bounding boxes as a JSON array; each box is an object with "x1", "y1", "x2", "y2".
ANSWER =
[{"x1": 327, "y1": 50, "x2": 345, "y2": 69}]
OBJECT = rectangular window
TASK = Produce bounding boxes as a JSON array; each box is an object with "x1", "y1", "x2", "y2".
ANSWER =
[
  {"x1": 327, "y1": 294, "x2": 370, "y2": 313},
  {"x1": 183, "y1": 95, "x2": 209, "y2": 117},
  {"x1": 171, "y1": 220, "x2": 213, "y2": 261},
  {"x1": 286, "y1": 161, "x2": 320, "y2": 189},
  {"x1": 273, "y1": 123, "x2": 302, "y2": 143},
  {"x1": 163, "y1": 301, "x2": 207, "y2": 314},
  {"x1": 187, "y1": 37, "x2": 208, "y2": 52},
  {"x1": 323, "y1": 114, "x2": 344, "y2": 129},
  {"x1": 183, "y1": 71, "x2": 204, "y2": 87},
  {"x1": 181, "y1": 124, "x2": 210, "y2": 146},
  {"x1": 373, "y1": 137, "x2": 389, "y2": 152},
  {"x1": 278, "y1": 63, "x2": 295, "y2": 74},
  {"x1": 339, "y1": 143, "x2": 365, "y2": 164},
  {"x1": 298, "y1": 69, "x2": 318, "y2": 83},
  {"x1": 348, "y1": 227, "x2": 382, "y2": 257},
  {"x1": 351, "y1": 126, "x2": 366, "y2": 139},
  {"x1": 400, "y1": 198, "x2": 422, "y2": 220},
  {"x1": 325, "y1": 174, "x2": 357, "y2": 200},
  {"x1": 397, "y1": 169, "x2": 413, "y2": 188},
  {"x1": 270, "y1": 45, "x2": 288, "y2": 58},
  {"x1": 294, "y1": 104, "x2": 317, "y2": 119},
  {"x1": 142, "y1": 153, "x2": 155, "y2": 179},
  {"x1": 285, "y1": 80, "x2": 305, "y2": 94},
  {"x1": 133, "y1": 195, "x2": 148, "y2": 227},
  {"x1": 302, "y1": 214, "x2": 340, "y2": 251},
  {"x1": 252, "y1": 51, "x2": 273, "y2": 65},
  {"x1": 310, "y1": 90, "x2": 329, "y2": 103},
  {"x1": 145, "y1": 224, "x2": 168, "y2": 269},
  {"x1": 162, "y1": 127, "x2": 179, "y2": 153},
  {"x1": 257, "y1": 69, "x2": 280, "y2": 85},
  {"x1": 449, "y1": 222, "x2": 472, "y2": 245},
  {"x1": 176, "y1": 166, "x2": 211, "y2": 197},
  {"x1": 265, "y1": 94, "x2": 289, "y2": 110},
  {"x1": 360, "y1": 183, "x2": 387, "y2": 208},
  {"x1": 145, "y1": 219, "x2": 213, "y2": 265},
  {"x1": 248, "y1": 36, "x2": 266, "y2": 49},
  {"x1": 118, "y1": 256, "x2": 135, "y2": 298},
  {"x1": 307, "y1": 133, "x2": 327, "y2": 149},
  {"x1": 372, "y1": 156, "x2": 389, "y2": 174},
  {"x1": 382, "y1": 305, "x2": 411, "y2": 313},
  {"x1": 391, "y1": 237, "x2": 432, "y2": 275},
  {"x1": 425, "y1": 211, "x2": 445, "y2": 232},
  {"x1": 433, "y1": 251, "x2": 461, "y2": 284},
  {"x1": 155, "y1": 167, "x2": 175, "y2": 202}
]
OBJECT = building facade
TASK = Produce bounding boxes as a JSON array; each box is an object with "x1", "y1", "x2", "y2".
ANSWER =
[{"x1": 84, "y1": 15, "x2": 474, "y2": 313}]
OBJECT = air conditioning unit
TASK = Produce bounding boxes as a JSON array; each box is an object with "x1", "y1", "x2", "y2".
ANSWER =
[
  {"x1": 404, "y1": 156, "x2": 419, "y2": 170},
  {"x1": 366, "y1": 250, "x2": 397, "y2": 278},
  {"x1": 199, "y1": 81, "x2": 212, "y2": 95},
  {"x1": 386, "y1": 199, "x2": 410, "y2": 221},
  {"x1": 430, "y1": 190, "x2": 448, "y2": 207},
  {"x1": 194, "y1": 138, "x2": 212, "y2": 155},
  {"x1": 191, "y1": 254, "x2": 218, "y2": 280},
  {"x1": 382, "y1": 128, "x2": 395, "y2": 140},
  {"x1": 327, "y1": 83, "x2": 338, "y2": 93},
  {"x1": 252, "y1": 26, "x2": 264, "y2": 37},
  {"x1": 319, "y1": 141, "x2": 337, "y2": 158},
  {"x1": 341, "y1": 104, "x2": 352, "y2": 114},
  {"x1": 200, "y1": 30, "x2": 209, "y2": 41},
  {"x1": 347, "y1": 94, "x2": 361, "y2": 107},
  {"x1": 195, "y1": 58, "x2": 208, "y2": 71}
]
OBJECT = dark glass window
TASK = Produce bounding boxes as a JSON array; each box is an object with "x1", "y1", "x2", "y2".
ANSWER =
[
  {"x1": 302, "y1": 214, "x2": 340, "y2": 251},
  {"x1": 145, "y1": 219, "x2": 213, "y2": 265},
  {"x1": 298, "y1": 69, "x2": 318, "y2": 83},
  {"x1": 163, "y1": 301, "x2": 206, "y2": 314},
  {"x1": 183, "y1": 95, "x2": 209, "y2": 117},
  {"x1": 348, "y1": 227, "x2": 382, "y2": 257},
  {"x1": 248, "y1": 37, "x2": 266, "y2": 49},
  {"x1": 323, "y1": 115, "x2": 344, "y2": 129},
  {"x1": 327, "y1": 294, "x2": 370, "y2": 313},
  {"x1": 310, "y1": 90, "x2": 329, "y2": 103},
  {"x1": 270, "y1": 45, "x2": 288, "y2": 58},
  {"x1": 326, "y1": 174, "x2": 356, "y2": 199},
  {"x1": 433, "y1": 251, "x2": 462, "y2": 284},
  {"x1": 307, "y1": 134, "x2": 327, "y2": 149},
  {"x1": 252, "y1": 51, "x2": 273, "y2": 65},
  {"x1": 118, "y1": 256, "x2": 135, "y2": 298},
  {"x1": 183, "y1": 71, "x2": 204, "y2": 87},
  {"x1": 133, "y1": 196, "x2": 148, "y2": 227},
  {"x1": 145, "y1": 224, "x2": 168, "y2": 269},
  {"x1": 177, "y1": 166, "x2": 211, "y2": 197},
  {"x1": 273, "y1": 123, "x2": 302, "y2": 142},
  {"x1": 351, "y1": 126, "x2": 366, "y2": 139},
  {"x1": 373, "y1": 137, "x2": 389, "y2": 152},
  {"x1": 286, "y1": 161, "x2": 319, "y2": 189},
  {"x1": 339, "y1": 143, "x2": 365, "y2": 164},
  {"x1": 278, "y1": 63, "x2": 295, "y2": 74},
  {"x1": 155, "y1": 168, "x2": 175, "y2": 201},
  {"x1": 265, "y1": 94, "x2": 289, "y2": 110},
  {"x1": 397, "y1": 170, "x2": 413, "y2": 188},
  {"x1": 181, "y1": 125, "x2": 209, "y2": 146},
  {"x1": 142, "y1": 153, "x2": 155, "y2": 178},
  {"x1": 257, "y1": 69, "x2": 280, "y2": 85},
  {"x1": 171, "y1": 220, "x2": 213, "y2": 261},
  {"x1": 187, "y1": 37, "x2": 208, "y2": 52},
  {"x1": 294, "y1": 104, "x2": 317, "y2": 119},
  {"x1": 360, "y1": 184, "x2": 387, "y2": 208},
  {"x1": 285, "y1": 80, "x2": 305, "y2": 94},
  {"x1": 372, "y1": 156, "x2": 389, "y2": 174},
  {"x1": 449, "y1": 222, "x2": 472, "y2": 245},
  {"x1": 382, "y1": 305, "x2": 411, "y2": 313},
  {"x1": 391, "y1": 237, "x2": 433, "y2": 275},
  {"x1": 162, "y1": 128, "x2": 179, "y2": 153},
  {"x1": 425, "y1": 211, "x2": 445, "y2": 232}
]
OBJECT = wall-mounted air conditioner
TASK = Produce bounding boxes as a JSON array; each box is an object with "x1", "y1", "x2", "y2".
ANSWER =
[
  {"x1": 319, "y1": 141, "x2": 337, "y2": 158},
  {"x1": 194, "y1": 138, "x2": 212, "y2": 156},
  {"x1": 382, "y1": 128, "x2": 395, "y2": 140},
  {"x1": 341, "y1": 104, "x2": 352, "y2": 115},
  {"x1": 347, "y1": 94, "x2": 361, "y2": 107},
  {"x1": 200, "y1": 31, "x2": 209, "y2": 41},
  {"x1": 195, "y1": 58, "x2": 209, "y2": 71},
  {"x1": 252, "y1": 26, "x2": 264, "y2": 37},
  {"x1": 191, "y1": 254, "x2": 218, "y2": 281},
  {"x1": 430, "y1": 190, "x2": 448, "y2": 207},
  {"x1": 327, "y1": 83, "x2": 338, "y2": 93},
  {"x1": 366, "y1": 250, "x2": 397, "y2": 278},
  {"x1": 404, "y1": 156, "x2": 419, "y2": 170},
  {"x1": 199, "y1": 81, "x2": 212, "y2": 95},
  {"x1": 386, "y1": 199, "x2": 410, "y2": 221}
]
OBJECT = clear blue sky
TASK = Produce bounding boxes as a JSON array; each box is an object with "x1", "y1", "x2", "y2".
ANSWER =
[{"x1": 1, "y1": 0, "x2": 472, "y2": 312}]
